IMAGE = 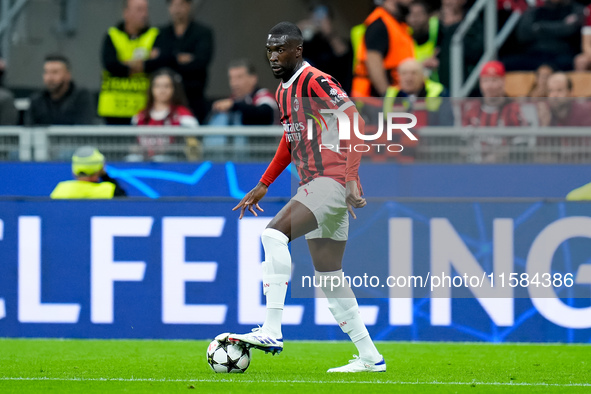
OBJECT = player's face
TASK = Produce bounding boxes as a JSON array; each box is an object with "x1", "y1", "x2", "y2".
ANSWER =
[
  {"x1": 152, "y1": 74, "x2": 174, "y2": 104},
  {"x1": 266, "y1": 35, "x2": 301, "y2": 80},
  {"x1": 43, "y1": 61, "x2": 71, "y2": 93}
]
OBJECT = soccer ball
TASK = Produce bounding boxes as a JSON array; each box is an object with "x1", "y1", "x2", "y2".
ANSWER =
[{"x1": 207, "y1": 333, "x2": 251, "y2": 373}]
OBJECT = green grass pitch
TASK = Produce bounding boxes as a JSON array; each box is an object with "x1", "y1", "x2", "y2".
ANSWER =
[{"x1": 0, "y1": 338, "x2": 589, "y2": 393}]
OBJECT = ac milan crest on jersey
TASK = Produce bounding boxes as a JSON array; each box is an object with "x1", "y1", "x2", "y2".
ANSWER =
[{"x1": 293, "y1": 97, "x2": 300, "y2": 111}]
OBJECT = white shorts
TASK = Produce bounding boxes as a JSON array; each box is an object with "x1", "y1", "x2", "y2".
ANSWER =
[{"x1": 291, "y1": 177, "x2": 349, "y2": 241}]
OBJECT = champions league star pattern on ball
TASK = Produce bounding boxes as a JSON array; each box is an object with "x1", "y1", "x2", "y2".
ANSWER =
[{"x1": 207, "y1": 333, "x2": 251, "y2": 373}]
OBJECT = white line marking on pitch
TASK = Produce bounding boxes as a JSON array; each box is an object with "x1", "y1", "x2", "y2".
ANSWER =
[{"x1": 0, "y1": 377, "x2": 590, "y2": 387}]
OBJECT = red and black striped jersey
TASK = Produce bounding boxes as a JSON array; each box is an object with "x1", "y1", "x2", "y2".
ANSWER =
[
  {"x1": 274, "y1": 61, "x2": 356, "y2": 186},
  {"x1": 461, "y1": 99, "x2": 524, "y2": 127}
]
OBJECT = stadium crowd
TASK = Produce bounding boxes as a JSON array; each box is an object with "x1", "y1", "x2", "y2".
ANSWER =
[{"x1": 0, "y1": 0, "x2": 590, "y2": 163}]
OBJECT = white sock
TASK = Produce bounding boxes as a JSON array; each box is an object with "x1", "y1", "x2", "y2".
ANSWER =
[
  {"x1": 316, "y1": 270, "x2": 382, "y2": 363},
  {"x1": 260, "y1": 228, "x2": 291, "y2": 337}
]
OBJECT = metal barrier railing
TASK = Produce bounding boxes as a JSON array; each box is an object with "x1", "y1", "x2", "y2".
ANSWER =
[
  {"x1": 450, "y1": 0, "x2": 523, "y2": 98},
  {"x1": 419, "y1": 127, "x2": 591, "y2": 163},
  {"x1": 35, "y1": 126, "x2": 283, "y2": 163},
  {"x1": 1, "y1": 126, "x2": 590, "y2": 164},
  {"x1": 0, "y1": 126, "x2": 32, "y2": 160}
]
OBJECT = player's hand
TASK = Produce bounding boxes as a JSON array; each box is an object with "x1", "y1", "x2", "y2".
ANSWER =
[
  {"x1": 233, "y1": 182, "x2": 268, "y2": 219},
  {"x1": 345, "y1": 180, "x2": 366, "y2": 219}
]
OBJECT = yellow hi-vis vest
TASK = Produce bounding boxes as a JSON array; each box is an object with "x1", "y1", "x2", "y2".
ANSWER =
[
  {"x1": 97, "y1": 27, "x2": 159, "y2": 118},
  {"x1": 566, "y1": 182, "x2": 591, "y2": 200},
  {"x1": 413, "y1": 17, "x2": 439, "y2": 82},
  {"x1": 350, "y1": 23, "x2": 366, "y2": 73},
  {"x1": 50, "y1": 180, "x2": 116, "y2": 199},
  {"x1": 383, "y1": 79, "x2": 444, "y2": 114}
]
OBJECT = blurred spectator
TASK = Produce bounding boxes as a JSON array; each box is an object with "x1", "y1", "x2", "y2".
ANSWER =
[
  {"x1": 536, "y1": 72, "x2": 591, "y2": 162},
  {"x1": 210, "y1": 59, "x2": 278, "y2": 126},
  {"x1": 155, "y1": 0, "x2": 214, "y2": 124},
  {"x1": 462, "y1": 61, "x2": 524, "y2": 127},
  {"x1": 505, "y1": 0, "x2": 584, "y2": 71},
  {"x1": 26, "y1": 54, "x2": 94, "y2": 126},
  {"x1": 438, "y1": 0, "x2": 483, "y2": 90},
  {"x1": 574, "y1": 4, "x2": 591, "y2": 70},
  {"x1": 380, "y1": 59, "x2": 452, "y2": 162},
  {"x1": 538, "y1": 72, "x2": 591, "y2": 126},
  {"x1": 131, "y1": 68, "x2": 197, "y2": 161},
  {"x1": 0, "y1": 57, "x2": 17, "y2": 125},
  {"x1": 98, "y1": 0, "x2": 165, "y2": 125},
  {"x1": 352, "y1": 0, "x2": 415, "y2": 97},
  {"x1": 498, "y1": 0, "x2": 531, "y2": 13},
  {"x1": 51, "y1": 146, "x2": 127, "y2": 199},
  {"x1": 462, "y1": 61, "x2": 526, "y2": 162},
  {"x1": 407, "y1": 0, "x2": 440, "y2": 82},
  {"x1": 384, "y1": 59, "x2": 453, "y2": 127},
  {"x1": 527, "y1": 63, "x2": 554, "y2": 98},
  {"x1": 298, "y1": 4, "x2": 352, "y2": 93}
]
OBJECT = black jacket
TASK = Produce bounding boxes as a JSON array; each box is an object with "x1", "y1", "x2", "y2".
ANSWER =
[
  {"x1": 154, "y1": 21, "x2": 214, "y2": 101},
  {"x1": 26, "y1": 82, "x2": 94, "y2": 126},
  {"x1": 517, "y1": 1, "x2": 584, "y2": 57}
]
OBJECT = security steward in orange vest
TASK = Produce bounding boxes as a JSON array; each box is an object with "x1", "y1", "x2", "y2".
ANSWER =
[{"x1": 352, "y1": 0, "x2": 415, "y2": 97}]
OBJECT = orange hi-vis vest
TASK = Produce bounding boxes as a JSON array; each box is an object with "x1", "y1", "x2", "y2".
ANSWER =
[{"x1": 352, "y1": 6, "x2": 415, "y2": 97}]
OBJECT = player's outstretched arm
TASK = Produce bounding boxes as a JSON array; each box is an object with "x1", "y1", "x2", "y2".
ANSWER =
[{"x1": 232, "y1": 182, "x2": 268, "y2": 220}]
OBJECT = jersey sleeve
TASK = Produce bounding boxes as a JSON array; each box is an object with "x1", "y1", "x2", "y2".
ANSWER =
[
  {"x1": 309, "y1": 75, "x2": 355, "y2": 112},
  {"x1": 260, "y1": 132, "x2": 292, "y2": 187}
]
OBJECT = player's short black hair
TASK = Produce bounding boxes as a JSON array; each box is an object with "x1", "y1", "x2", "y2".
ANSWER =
[
  {"x1": 268, "y1": 21, "x2": 303, "y2": 45},
  {"x1": 44, "y1": 54, "x2": 71, "y2": 70},
  {"x1": 228, "y1": 59, "x2": 257, "y2": 75}
]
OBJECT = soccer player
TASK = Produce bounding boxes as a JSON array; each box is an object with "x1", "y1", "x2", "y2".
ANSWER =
[{"x1": 228, "y1": 22, "x2": 385, "y2": 373}]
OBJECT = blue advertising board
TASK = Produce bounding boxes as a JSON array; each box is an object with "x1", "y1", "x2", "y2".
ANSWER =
[
  {"x1": 0, "y1": 162, "x2": 590, "y2": 198},
  {"x1": 0, "y1": 199, "x2": 590, "y2": 342}
]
